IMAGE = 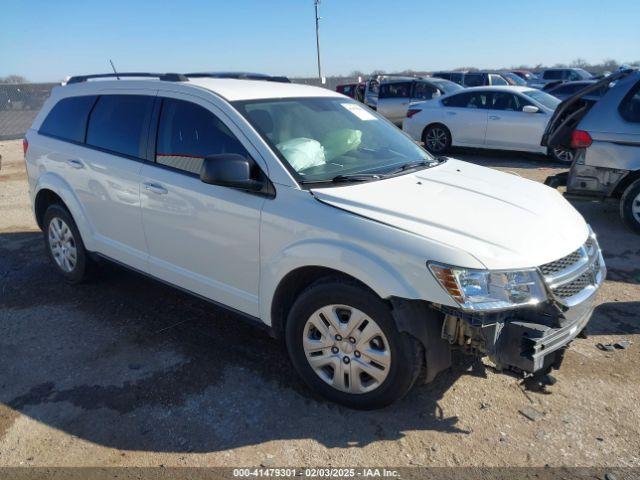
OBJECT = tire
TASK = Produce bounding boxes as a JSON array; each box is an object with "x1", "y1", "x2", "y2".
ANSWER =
[
  {"x1": 422, "y1": 124, "x2": 451, "y2": 155},
  {"x1": 548, "y1": 146, "x2": 576, "y2": 164},
  {"x1": 43, "y1": 203, "x2": 90, "y2": 283},
  {"x1": 285, "y1": 279, "x2": 423, "y2": 409},
  {"x1": 620, "y1": 179, "x2": 640, "y2": 234}
]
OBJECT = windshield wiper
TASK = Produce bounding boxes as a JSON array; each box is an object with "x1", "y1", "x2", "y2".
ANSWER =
[
  {"x1": 331, "y1": 173, "x2": 383, "y2": 183},
  {"x1": 386, "y1": 159, "x2": 440, "y2": 176}
]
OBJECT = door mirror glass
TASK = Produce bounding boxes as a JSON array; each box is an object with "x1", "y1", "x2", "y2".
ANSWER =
[
  {"x1": 200, "y1": 154, "x2": 264, "y2": 191},
  {"x1": 522, "y1": 105, "x2": 540, "y2": 113}
]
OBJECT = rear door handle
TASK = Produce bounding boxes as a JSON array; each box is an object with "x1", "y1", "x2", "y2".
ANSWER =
[
  {"x1": 143, "y1": 182, "x2": 168, "y2": 195},
  {"x1": 446, "y1": 111, "x2": 456, "y2": 115},
  {"x1": 66, "y1": 159, "x2": 84, "y2": 169},
  {"x1": 489, "y1": 115, "x2": 501, "y2": 120}
]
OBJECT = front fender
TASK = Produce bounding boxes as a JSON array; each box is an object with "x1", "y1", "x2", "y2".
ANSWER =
[
  {"x1": 260, "y1": 238, "x2": 423, "y2": 326},
  {"x1": 35, "y1": 172, "x2": 96, "y2": 251}
]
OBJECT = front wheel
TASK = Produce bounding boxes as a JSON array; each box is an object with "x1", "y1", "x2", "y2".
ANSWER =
[
  {"x1": 620, "y1": 179, "x2": 640, "y2": 234},
  {"x1": 285, "y1": 279, "x2": 423, "y2": 409},
  {"x1": 422, "y1": 124, "x2": 451, "y2": 155}
]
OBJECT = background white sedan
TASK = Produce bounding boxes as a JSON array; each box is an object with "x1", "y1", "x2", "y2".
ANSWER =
[{"x1": 402, "y1": 86, "x2": 574, "y2": 162}]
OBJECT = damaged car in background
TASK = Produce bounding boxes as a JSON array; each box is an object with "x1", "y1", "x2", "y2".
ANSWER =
[{"x1": 544, "y1": 69, "x2": 640, "y2": 233}]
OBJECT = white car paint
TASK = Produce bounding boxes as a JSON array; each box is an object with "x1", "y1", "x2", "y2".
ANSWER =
[
  {"x1": 403, "y1": 86, "x2": 555, "y2": 155},
  {"x1": 26, "y1": 78, "x2": 589, "y2": 329}
]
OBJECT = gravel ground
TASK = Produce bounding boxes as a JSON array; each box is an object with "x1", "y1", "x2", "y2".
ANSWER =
[{"x1": 0, "y1": 139, "x2": 639, "y2": 468}]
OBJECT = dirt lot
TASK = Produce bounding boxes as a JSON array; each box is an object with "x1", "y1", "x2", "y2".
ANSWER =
[{"x1": 0, "y1": 139, "x2": 639, "y2": 468}]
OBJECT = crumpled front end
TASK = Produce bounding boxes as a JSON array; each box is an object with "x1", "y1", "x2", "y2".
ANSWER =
[{"x1": 438, "y1": 233, "x2": 606, "y2": 375}]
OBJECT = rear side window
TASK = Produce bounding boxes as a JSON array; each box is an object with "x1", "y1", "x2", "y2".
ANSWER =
[
  {"x1": 379, "y1": 82, "x2": 412, "y2": 99},
  {"x1": 39, "y1": 95, "x2": 97, "y2": 142},
  {"x1": 619, "y1": 81, "x2": 640, "y2": 123},
  {"x1": 413, "y1": 82, "x2": 438, "y2": 100},
  {"x1": 86, "y1": 95, "x2": 154, "y2": 159},
  {"x1": 155, "y1": 98, "x2": 248, "y2": 175}
]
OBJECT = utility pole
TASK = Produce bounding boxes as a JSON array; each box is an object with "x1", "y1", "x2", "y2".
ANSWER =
[{"x1": 314, "y1": 0, "x2": 323, "y2": 83}]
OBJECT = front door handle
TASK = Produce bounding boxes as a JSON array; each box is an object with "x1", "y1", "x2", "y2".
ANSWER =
[
  {"x1": 446, "y1": 111, "x2": 457, "y2": 115},
  {"x1": 143, "y1": 182, "x2": 168, "y2": 195},
  {"x1": 489, "y1": 115, "x2": 501, "y2": 120},
  {"x1": 66, "y1": 159, "x2": 84, "y2": 169}
]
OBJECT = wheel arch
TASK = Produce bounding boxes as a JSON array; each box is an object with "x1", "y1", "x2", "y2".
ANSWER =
[
  {"x1": 33, "y1": 173, "x2": 95, "y2": 250},
  {"x1": 421, "y1": 122, "x2": 452, "y2": 144},
  {"x1": 613, "y1": 169, "x2": 640, "y2": 198}
]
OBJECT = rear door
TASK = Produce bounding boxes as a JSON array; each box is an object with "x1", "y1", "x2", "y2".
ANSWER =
[
  {"x1": 441, "y1": 91, "x2": 490, "y2": 146},
  {"x1": 36, "y1": 91, "x2": 155, "y2": 270},
  {"x1": 377, "y1": 81, "x2": 413, "y2": 125},
  {"x1": 485, "y1": 92, "x2": 547, "y2": 151}
]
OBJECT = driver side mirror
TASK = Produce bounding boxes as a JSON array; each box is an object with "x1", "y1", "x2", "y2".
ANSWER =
[
  {"x1": 200, "y1": 154, "x2": 265, "y2": 192},
  {"x1": 522, "y1": 105, "x2": 540, "y2": 114}
]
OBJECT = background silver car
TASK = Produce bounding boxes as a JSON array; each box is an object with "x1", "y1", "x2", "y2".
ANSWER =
[{"x1": 544, "y1": 69, "x2": 640, "y2": 232}]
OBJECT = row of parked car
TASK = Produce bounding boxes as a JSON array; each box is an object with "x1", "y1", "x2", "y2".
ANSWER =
[{"x1": 336, "y1": 68, "x2": 640, "y2": 233}]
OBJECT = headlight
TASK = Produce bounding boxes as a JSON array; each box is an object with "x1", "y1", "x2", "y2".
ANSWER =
[{"x1": 428, "y1": 262, "x2": 547, "y2": 312}]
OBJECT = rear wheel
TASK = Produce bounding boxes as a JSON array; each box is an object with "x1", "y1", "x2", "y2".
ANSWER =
[
  {"x1": 620, "y1": 179, "x2": 640, "y2": 234},
  {"x1": 285, "y1": 279, "x2": 423, "y2": 409},
  {"x1": 43, "y1": 204, "x2": 90, "y2": 283},
  {"x1": 549, "y1": 146, "x2": 575, "y2": 164},
  {"x1": 422, "y1": 124, "x2": 451, "y2": 155}
]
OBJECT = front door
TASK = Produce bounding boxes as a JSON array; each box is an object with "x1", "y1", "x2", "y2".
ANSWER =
[
  {"x1": 484, "y1": 92, "x2": 548, "y2": 151},
  {"x1": 139, "y1": 95, "x2": 266, "y2": 316}
]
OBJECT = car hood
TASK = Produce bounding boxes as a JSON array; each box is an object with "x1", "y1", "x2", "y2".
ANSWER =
[{"x1": 311, "y1": 159, "x2": 588, "y2": 270}]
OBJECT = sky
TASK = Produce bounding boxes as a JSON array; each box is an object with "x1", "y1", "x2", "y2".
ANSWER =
[{"x1": 2, "y1": 0, "x2": 639, "y2": 82}]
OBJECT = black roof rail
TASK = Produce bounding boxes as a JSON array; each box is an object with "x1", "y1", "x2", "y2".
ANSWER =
[
  {"x1": 66, "y1": 72, "x2": 188, "y2": 84},
  {"x1": 184, "y1": 72, "x2": 291, "y2": 83}
]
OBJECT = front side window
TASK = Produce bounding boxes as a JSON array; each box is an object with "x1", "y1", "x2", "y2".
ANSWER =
[
  {"x1": 156, "y1": 98, "x2": 248, "y2": 175},
  {"x1": 235, "y1": 97, "x2": 434, "y2": 184},
  {"x1": 86, "y1": 95, "x2": 154, "y2": 158},
  {"x1": 39, "y1": 95, "x2": 97, "y2": 142},
  {"x1": 443, "y1": 91, "x2": 490, "y2": 109},
  {"x1": 490, "y1": 92, "x2": 528, "y2": 111},
  {"x1": 619, "y1": 81, "x2": 640, "y2": 123},
  {"x1": 379, "y1": 82, "x2": 412, "y2": 99}
]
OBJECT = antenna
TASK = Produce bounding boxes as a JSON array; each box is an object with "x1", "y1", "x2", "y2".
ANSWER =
[{"x1": 109, "y1": 60, "x2": 120, "y2": 80}]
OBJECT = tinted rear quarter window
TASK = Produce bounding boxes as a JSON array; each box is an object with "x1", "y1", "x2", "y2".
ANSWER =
[
  {"x1": 86, "y1": 95, "x2": 154, "y2": 158},
  {"x1": 543, "y1": 70, "x2": 562, "y2": 80},
  {"x1": 619, "y1": 81, "x2": 640, "y2": 123},
  {"x1": 39, "y1": 95, "x2": 97, "y2": 142}
]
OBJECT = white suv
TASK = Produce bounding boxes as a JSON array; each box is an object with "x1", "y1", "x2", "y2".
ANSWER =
[{"x1": 24, "y1": 72, "x2": 605, "y2": 409}]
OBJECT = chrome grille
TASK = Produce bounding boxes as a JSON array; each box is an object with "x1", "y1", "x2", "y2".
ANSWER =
[
  {"x1": 553, "y1": 271, "x2": 593, "y2": 298},
  {"x1": 539, "y1": 233, "x2": 605, "y2": 307},
  {"x1": 539, "y1": 248, "x2": 583, "y2": 276}
]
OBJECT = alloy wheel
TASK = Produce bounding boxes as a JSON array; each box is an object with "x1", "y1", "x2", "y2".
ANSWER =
[
  {"x1": 302, "y1": 304, "x2": 391, "y2": 394},
  {"x1": 632, "y1": 192, "x2": 640, "y2": 224},
  {"x1": 425, "y1": 127, "x2": 448, "y2": 153},
  {"x1": 48, "y1": 217, "x2": 77, "y2": 273}
]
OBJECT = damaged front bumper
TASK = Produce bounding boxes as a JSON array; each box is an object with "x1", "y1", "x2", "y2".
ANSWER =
[{"x1": 438, "y1": 236, "x2": 606, "y2": 375}]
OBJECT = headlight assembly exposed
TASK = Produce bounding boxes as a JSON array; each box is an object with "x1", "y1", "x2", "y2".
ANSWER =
[{"x1": 428, "y1": 262, "x2": 547, "y2": 312}]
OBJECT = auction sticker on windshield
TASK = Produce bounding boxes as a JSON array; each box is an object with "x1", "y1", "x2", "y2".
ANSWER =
[{"x1": 341, "y1": 102, "x2": 377, "y2": 121}]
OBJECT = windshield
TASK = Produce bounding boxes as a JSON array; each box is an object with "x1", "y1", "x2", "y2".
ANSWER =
[
  {"x1": 503, "y1": 72, "x2": 527, "y2": 86},
  {"x1": 432, "y1": 79, "x2": 464, "y2": 93},
  {"x1": 522, "y1": 90, "x2": 561, "y2": 110},
  {"x1": 234, "y1": 97, "x2": 435, "y2": 183}
]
